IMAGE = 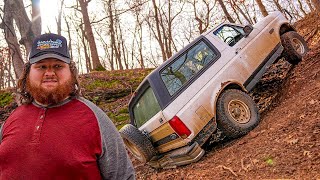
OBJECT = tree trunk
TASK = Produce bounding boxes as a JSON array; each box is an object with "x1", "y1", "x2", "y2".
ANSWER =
[
  {"x1": 80, "y1": 23, "x2": 92, "y2": 72},
  {"x1": 131, "y1": 2, "x2": 145, "y2": 69},
  {"x1": 78, "y1": 0, "x2": 104, "y2": 71},
  {"x1": 118, "y1": 23, "x2": 127, "y2": 69},
  {"x1": 272, "y1": 0, "x2": 283, "y2": 12},
  {"x1": 297, "y1": 0, "x2": 307, "y2": 16},
  {"x1": 306, "y1": 0, "x2": 315, "y2": 11},
  {"x1": 56, "y1": 0, "x2": 65, "y2": 35},
  {"x1": 231, "y1": 0, "x2": 253, "y2": 24},
  {"x1": 1, "y1": 0, "x2": 24, "y2": 78},
  {"x1": 228, "y1": 0, "x2": 242, "y2": 24},
  {"x1": 190, "y1": 0, "x2": 213, "y2": 34},
  {"x1": 1, "y1": 0, "x2": 41, "y2": 78},
  {"x1": 255, "y1": 0, "x2": 268, "y2": 17},
  {"x1": 64, "y1": 16, "x2": 73, "y2": 60},
  {"x1": 217, "y1": 0, "x2": 235, "y2": 23},
  {"x1": 138, "y1": 23, "x2": 144, "y2": 68},
  {"x1": 11, "y1": 0, "x2": 37, "y2": 53},
  {"x1": 151, "y1": 0, "x2": 167, "y2": 62},
  {"x1": 242, "y1": 2, "x2": 256, "y2": 23},
  {"x1": 311, "y1": 0, "x2": 320, "y2": 11},
  {"x1": 107, "y1": 0, "x2": 123, "y2": 70}
]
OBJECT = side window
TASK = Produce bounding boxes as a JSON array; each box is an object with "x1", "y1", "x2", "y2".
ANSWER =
[
  {"x1": 214, "y1": 25, "x2": 244, "y2": 46},
  {"x1": 161, "y1": 40, "x2": 218, "y2": 96},
  {"x1": 133, "y1": 87, "x2": 161, "y2": 127}
]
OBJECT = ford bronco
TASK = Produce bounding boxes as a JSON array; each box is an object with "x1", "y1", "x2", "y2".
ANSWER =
[{"x1": 119, "y1": 11, "x2": 308, "y2": 169}]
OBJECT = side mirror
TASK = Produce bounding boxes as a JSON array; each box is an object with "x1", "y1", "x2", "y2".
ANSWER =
[{"x1": 243, "y1": 24, "x2": 253, "y2": 37}]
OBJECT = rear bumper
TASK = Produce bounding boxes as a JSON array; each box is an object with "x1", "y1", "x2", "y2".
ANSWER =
[{"x1": 148, "y1": 142, "x2": 205, "y2": 169}]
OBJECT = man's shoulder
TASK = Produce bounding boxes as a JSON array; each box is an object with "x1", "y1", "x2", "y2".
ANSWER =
[
  {"x1": 74, "y1": 97, "x2": 112, "y2": 124},
  {"x1": 3, "y1": 104, "x2": 35, "y2": 127},
  {"x1": 75, "y1": 97, "x2": 98, "y2": 108},
  {"x1": 8, "y1": 104, "x2": 35, "y2": 116},
  {"x1": 74, "y1": 97, "x2": 104, "y2": 114}
]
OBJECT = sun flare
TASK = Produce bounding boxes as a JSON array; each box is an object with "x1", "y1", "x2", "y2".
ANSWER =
[{"x1": 40, "y1": 0, "x2": 59, "y2": 32}]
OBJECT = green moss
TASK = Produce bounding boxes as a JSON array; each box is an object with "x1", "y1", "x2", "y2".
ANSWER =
[
  {"x1": 108, "y1": 112, "x2": 130, "y2": 130},
  {"x1": 264, "y1": 156, "x2": 275, "y2": 166},
  {"x1": 115, "y1": 114, "x2": 129, "y2": 122},
  {"x1": 116, "y1": 123, "x2": 126, "y2": 130},
  {"x1": 108, "y1": 112, "x2": 129, "y2": 123},
  {"x1": 118, "y1": 107, "x2": 129, "y2": 114},
  {"x1": 94, "y1": 65, "x2": 106, "y2": 71},
  {"x1": 0, "y1": 92, "x2": 13, "y2": 108},
  {"x1": 85, "y1": 79, "x2": 121, "y2": 90}
]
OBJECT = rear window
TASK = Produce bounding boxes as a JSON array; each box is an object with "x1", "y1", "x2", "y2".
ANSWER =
[
  {"x1": 160, "y1": 40, "x2": 218, "y2": 95},
  {"x1": 133, "y1": 87, "x2": 161, "y2": 127}
]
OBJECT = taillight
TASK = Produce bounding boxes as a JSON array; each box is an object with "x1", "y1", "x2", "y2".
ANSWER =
[{"x1": 168, "y1": 116, "x2": 191, "y2": 139}]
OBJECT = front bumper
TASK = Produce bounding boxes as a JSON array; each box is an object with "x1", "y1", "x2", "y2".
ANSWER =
[{"x1": 148, "y1": 142, "x2": 205, "y2": 169}]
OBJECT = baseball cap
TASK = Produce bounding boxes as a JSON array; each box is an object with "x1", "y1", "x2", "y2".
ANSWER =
[{"x1": 29, "y1": 33, "x2": 71, "y2": 64}]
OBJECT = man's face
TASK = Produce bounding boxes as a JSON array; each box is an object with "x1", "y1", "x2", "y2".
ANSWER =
[{"x1": 27, "y1": 58, "x2": 74, "y2": 105}]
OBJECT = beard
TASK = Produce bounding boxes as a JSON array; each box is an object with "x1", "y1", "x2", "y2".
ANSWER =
[{"x1": 26, "y1": 77, "x2": 75, "y2": 106}]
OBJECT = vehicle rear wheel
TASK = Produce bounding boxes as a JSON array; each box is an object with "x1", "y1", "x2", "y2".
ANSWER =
[
  {"x1": 216, "y1": 89, "x2": 260, "y2": 138},
  {"x1": 119, "y1": 124, "x2": 156, "y2": 163},
  {"x1": 281, "y1": 31, "x2": 308, "y2": 65}
]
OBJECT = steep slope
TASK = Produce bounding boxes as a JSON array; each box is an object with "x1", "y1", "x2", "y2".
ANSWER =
[
  {"x1": 133, "y1": 13, "x2": 320, "y2": 179},
  {"x1": 0, "y1": 12, "x2": 319, "y2": 180}
]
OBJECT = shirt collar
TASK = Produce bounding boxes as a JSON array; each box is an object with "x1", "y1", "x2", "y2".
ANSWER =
[{"x1": 32, "y1": 96, "x2": 75, "y2": 108}]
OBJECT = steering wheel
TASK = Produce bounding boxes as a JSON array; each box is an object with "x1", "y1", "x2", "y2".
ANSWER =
[{"x1": 224, "y1": 36, "x2": 235, "y2": 46}]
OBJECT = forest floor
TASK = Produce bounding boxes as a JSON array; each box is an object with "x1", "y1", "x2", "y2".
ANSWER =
[
  {"x1": 132, "y1": 12, "x2": 320, "y2": 179},
  {"x1": 0, "y1": 12, "x2": 319, "y2": 180}
]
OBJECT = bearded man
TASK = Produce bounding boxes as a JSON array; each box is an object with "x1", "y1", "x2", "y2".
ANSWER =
[{"x1": 0, "y1": 33, "x2": 135, "y2": 179}]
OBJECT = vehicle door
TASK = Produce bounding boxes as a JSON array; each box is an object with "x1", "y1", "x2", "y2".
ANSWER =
[{"x1": 210, "y1": 24, "x2": 278, "y2": 86}]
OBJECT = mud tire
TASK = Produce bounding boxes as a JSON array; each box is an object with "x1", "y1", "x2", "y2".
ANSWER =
[
  {"x1": 281, "y1": 31, "x2": 308, "y2": 65},
  {"x1": 119, "y1": 124, "x2": 156, "y2": 163},
  {"x1": 216, "y1": 89, "x2": 260, "y2": 138}
]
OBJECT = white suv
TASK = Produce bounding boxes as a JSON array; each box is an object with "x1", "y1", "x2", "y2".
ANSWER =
[{"x1": 120, "y1": 11, "x2": 308, "y2": 169}]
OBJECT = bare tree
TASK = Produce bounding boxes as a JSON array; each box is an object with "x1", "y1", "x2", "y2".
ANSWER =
[
  {"x1": 272, "y1": 0, "x2": 283, "y2": 12},
  {"x1": 0, "y1": 0, "x2": 41, "y2": 78},
  {"x1": 78, "y1": 0, "x2": 104, "y2": 71},
  {"x1": 147, "y1": 0, "x2": 184, "y2": 62},
  {"x1": 286, "y1": 1, "x2": 303, "y2": 19},
  {"x1": 0, "y1": 47, "x2": 15, "y2": 89},
  {"x1": 188, "y1": 0, "x2": 215, "y2": 34},
  {"x1": 79, "y1": 22, "x2": 92, "y2": 72},
  {"x1": 242, "y1": 1, "x2": 257, "y2": 23},
  {"x1": 297, "y1": 0, "x2": 307, "y2": 15},
  {"x1": 306, "y1": 0, "x2": 315, "y2": 11},
  {"x1": 130, "y1": 1, "x2": 145, "y2": 68},
  {"x1": 255, "y1": 0, "x2": 268, "y2": 17},
  {"x1": 217, "y1": 0, "x2": 235, "y2": 23},
  {"x1": 311, "y1": 0, "x2": 320, "y2": 11},
  {"x1": 105, "y1": 0, "x2": 123, "y2": 70},
  {"x1": 228, "y1": 0, "x2": 243, "y2": 24},
  {"x1": 56, "y1": 0, "x2": 65, "y2": 35},
  {"x1": 64, "y1": 15, "x2": 73, "y2": 60},
  {"x1": 229, "y1": 0, "x2": 253, "y2": 24}
]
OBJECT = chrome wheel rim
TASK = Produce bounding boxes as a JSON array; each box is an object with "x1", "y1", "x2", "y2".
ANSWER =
[
  {"x1": 123, "y1": 139, "x2": 145, "y2": 162},
  {"x1": 228, "y1": 100, "x2": 251, "y2": 124},
  {"x1": 292, "y1": 38, "x2": 305, "y2": 54}
]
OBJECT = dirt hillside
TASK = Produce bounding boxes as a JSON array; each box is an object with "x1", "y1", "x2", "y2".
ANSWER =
[
  {"x1": 133, "y1": 13, "x2": 320, "y2": 179},
  {"x1": 0, "y1": 12, "x2": 319, "y2": 180}
]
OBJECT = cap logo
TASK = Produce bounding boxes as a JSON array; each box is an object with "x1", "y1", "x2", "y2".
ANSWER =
[{"x1": 36, "y1": 39, "x2": 63, "y2": 50}]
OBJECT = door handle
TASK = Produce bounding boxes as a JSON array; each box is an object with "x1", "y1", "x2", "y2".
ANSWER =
[{"x1": 235, "y1": 47, "x2": 242, "y2": 54}]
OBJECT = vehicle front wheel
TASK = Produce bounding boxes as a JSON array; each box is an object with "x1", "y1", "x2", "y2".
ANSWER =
[
  {"x1": 281, "y1": 31, "x2": 308, "y2": 65},
  {"x1": 119, "y1": 124, "x2": 157, "y2": 163},
  {"x1": 216, "y1": 89, "x2": 260, "y2": 139}
]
